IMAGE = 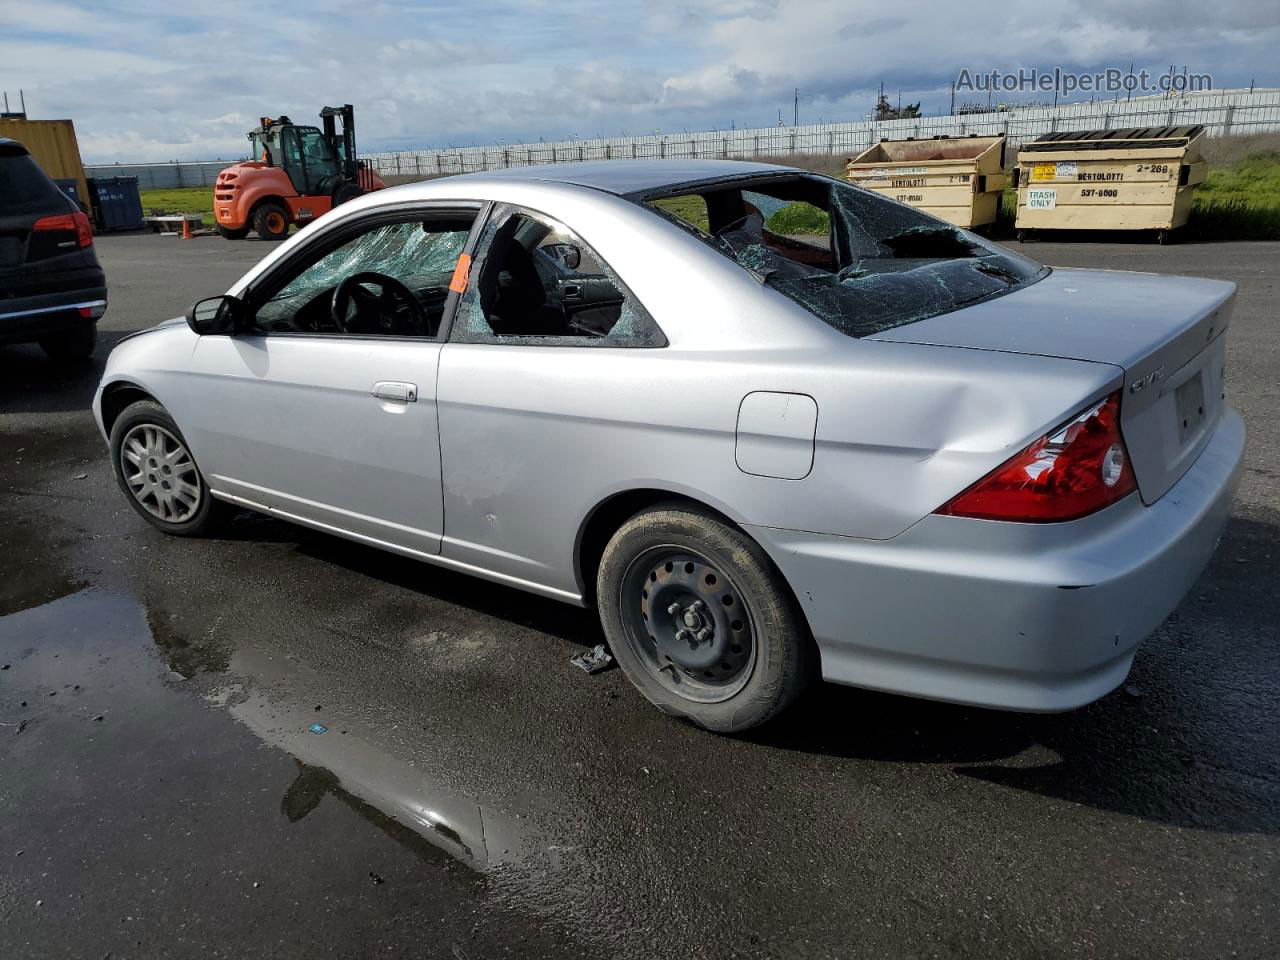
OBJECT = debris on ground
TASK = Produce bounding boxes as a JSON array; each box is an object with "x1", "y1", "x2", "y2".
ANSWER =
[
  {"x1": 570, "y1": 644, "x2": 615, "y2": 675},
  {"x1": 369, "y1": 871, "x2": 384, "y2": 885},
  {"x1": 1124, "y1": 684, "x2": 1145, "y2": 698},
  {"x1": 308, "y1": 723, "x2": 328, "y2": 735},
  {"x1": 72, "y1": 472, "x2": 87, "y2": 480}
]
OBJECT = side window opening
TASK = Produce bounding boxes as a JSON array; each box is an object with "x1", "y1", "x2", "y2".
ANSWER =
[
  {"x1": 251, "y1": 213, "x2": 476, "y2": 338},
  {"x1": 454, "y1": 207, "x2": 664, "y2": 347}
]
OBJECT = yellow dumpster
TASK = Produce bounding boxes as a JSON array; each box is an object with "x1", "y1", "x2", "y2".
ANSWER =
[
  {"x1": 1014, "y1": 125, "x2": 1206, "y2": 243},
  {"x1": 0, "y1": 117, "x2": 91, "y2": 216},
  {"x1": 846, "y1": 135, "x2": 1006, "y2": 229}
]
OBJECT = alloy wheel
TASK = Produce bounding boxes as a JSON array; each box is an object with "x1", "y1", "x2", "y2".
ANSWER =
[{"x1": 119, "y1": 423, "x2": 202, "y2": 523}]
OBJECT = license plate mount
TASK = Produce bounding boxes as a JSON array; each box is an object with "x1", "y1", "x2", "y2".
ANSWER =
[{"x1": 1175, "y1": 373, "x2": 1206, "y2": 445}]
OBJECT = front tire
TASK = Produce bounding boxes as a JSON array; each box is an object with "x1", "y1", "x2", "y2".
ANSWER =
[
  {"x1": 253, "y1": 203, "x2": 290, "y2": 241},
  {"x1": 597, "y1": 504, "x2": 814, "y2": 732},
  {"x1": 109, "y1": 400, "x2": 225, "y2": 536},
  {"x1": 332, "y1": 181, "x2": 363, "y2": 206}
]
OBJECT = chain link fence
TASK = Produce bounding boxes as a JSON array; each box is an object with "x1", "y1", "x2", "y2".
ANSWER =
[
  {"x1": 88, "y1": 89, "x2": 1280, "y2": 189},
  {"x1": 364, "y1": 89, "x2": 1280, "y2": 178}
]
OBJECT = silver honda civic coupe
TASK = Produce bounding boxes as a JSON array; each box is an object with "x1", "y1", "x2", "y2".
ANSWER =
[{"x1": 93, "y1": 159, "x2": 1244, "y2": 732}]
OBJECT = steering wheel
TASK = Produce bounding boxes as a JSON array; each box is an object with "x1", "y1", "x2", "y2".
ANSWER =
[{"x1": 331, "y1": 272, "x2": 428, "y2": 336}]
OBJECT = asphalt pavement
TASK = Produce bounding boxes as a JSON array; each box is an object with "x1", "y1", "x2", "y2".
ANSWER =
[{"x1": 1, "y1": 230, "x2": 1277, "y2": 959}]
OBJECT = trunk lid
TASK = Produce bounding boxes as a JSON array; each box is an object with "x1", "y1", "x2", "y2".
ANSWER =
[{"x1": 870, "y1": 267, "x2": 1234, "y2": 504}]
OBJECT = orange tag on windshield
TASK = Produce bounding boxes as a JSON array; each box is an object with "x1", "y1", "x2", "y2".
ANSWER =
[{"x1": 449, "y1": 253, "x2": 471, "y2": 294}]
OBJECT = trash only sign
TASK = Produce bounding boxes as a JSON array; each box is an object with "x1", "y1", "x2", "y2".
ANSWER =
[{"x1": 1027, "y1": 188, "x2": 1057, "y2": 210}]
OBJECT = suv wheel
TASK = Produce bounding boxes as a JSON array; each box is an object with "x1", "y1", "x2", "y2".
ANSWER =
[{"x1": 39, "y1": 324, "x2": 96, "y2": 363}]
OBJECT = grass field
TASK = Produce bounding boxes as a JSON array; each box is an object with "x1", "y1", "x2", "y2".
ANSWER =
[{"x1": 139, "y1": 186, "x2": 214, "y2": 225}]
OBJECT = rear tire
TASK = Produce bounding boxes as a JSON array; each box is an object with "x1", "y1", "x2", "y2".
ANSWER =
[
  {"x1": 597, "y1": 504, "x2": 814, "y2": 733},
  {"x1": 109, "y1": 400, "x2": 227, "y2": 537},
  {"x1": 217, "y1": 225, "x2": 250, "y2": 240},
  {"x1": 253, "y1": 203, "x2": 290, "y2": 241},
  {"x1": 39, "y1": 324, "x2": 96, "y2": 363}
]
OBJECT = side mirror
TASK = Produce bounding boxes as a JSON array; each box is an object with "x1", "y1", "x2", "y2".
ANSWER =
[
  {"x1": 544, "y1": 243, "x2": 581, "y2": 271},
  {"x1": 186, "y1": 295, "x2": 245, "y2": 335}
]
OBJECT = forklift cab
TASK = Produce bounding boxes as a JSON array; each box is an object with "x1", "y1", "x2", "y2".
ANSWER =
[{"x1": 253, "y1": 120, "x2": 343, "y2": 196}]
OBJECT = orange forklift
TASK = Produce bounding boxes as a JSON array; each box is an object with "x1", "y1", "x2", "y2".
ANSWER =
[{"x1": 212, "y1": 104, "x2": 386, "y2": 240}]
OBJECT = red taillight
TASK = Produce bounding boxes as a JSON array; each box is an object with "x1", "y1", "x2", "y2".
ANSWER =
[
  {"x1": 935, "y1": 391, "x2": 1137, "y2": 523},
  {"x1": 33, "y1": 210, "x2": 93, "y2": 248}
]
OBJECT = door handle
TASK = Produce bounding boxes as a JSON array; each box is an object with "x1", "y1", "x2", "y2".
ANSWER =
[{"x1": 372, "y1": 381, "x2": 418, "y2": 403}]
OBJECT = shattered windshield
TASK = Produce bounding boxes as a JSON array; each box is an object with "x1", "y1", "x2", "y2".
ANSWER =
[{"x1": 646, "y1": 175, "x2": 1046, "y2": 337}]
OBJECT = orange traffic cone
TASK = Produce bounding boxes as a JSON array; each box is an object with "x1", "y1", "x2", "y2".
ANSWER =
[{"x1": 180, "y1": 217, "x2": 194, "y2": 240}]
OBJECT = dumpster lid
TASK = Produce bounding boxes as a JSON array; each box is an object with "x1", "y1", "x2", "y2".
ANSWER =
[{"x1": 1021, "y1": 125, "x2": 1204, "y2": 151}]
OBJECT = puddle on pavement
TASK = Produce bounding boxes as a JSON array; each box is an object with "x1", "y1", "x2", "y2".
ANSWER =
[{"x1": 0, "y1": 587, "x2": 531, "y2": 872}]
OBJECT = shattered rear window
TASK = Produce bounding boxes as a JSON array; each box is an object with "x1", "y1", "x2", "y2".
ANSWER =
[{"x1": 642, "y1": 174, "x2": 1046, "y2": 337}]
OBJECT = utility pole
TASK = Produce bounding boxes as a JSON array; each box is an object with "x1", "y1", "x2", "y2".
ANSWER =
[
  {"x1": 949, "y1": 80, "x2": 955, "y2": 116},
  {"x1": 794, "y1": 87, "x2": 799, "y2": 126}
]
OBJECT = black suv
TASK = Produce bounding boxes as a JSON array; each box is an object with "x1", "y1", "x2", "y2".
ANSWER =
[{"x1": 0, "y1": 137, "x2": 107, "y2": 360}]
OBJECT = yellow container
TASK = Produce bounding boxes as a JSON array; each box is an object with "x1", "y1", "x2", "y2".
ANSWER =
[
  {"x1": 846, "y1": 135, "x2": 1007, "y2": 229},
  {"x1": 1013, "y1": 126, "x2": 1206, "y2": 242},
  {"x1": 0, "y1": 117, "x2": 90, "y2": 216}
]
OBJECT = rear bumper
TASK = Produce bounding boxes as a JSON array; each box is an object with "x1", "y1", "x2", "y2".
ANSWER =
[
  {"x1": 1, "y1": 267, "x2": 107, "y2": 344},
  {"x1": 749, "y1": 407, "x2": 1245, "y2": 712},
  {"x1": 0, "y1": 296, "x2": 106, "y2": 344}
]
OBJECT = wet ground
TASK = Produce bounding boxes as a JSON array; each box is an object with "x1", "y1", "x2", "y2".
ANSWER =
[{"x1": 2, "y1": 232, "x2": 1278, "y2": 959}]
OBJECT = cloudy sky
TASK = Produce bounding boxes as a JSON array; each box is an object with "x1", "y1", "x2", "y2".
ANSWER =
[{"x1": 1, "y1": 0, "x2": 1276, "y2": 163}]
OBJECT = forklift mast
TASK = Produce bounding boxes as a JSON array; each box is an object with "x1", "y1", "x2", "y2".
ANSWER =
[{"x1": 319, "y1": 105, "x2": 358, "y2": 181}]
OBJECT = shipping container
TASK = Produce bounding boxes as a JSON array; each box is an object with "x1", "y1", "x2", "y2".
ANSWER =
[
  {"x1": 845, "y1": 135, "x2": 1007, "y2": 229},
  {"x1": 1013, "y1": 126, "x2": 1206, "y2": 242},
  {"x1": 0, "y1": 117, "x2": 91, "y2": 219},
  {"x1": 88, "y1": 177, "x2": 145, "y2": 232}
]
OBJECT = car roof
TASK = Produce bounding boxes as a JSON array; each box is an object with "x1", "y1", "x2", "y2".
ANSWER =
[{"x1": 445, "y1": 159, "x2": 800, "y2": 198}]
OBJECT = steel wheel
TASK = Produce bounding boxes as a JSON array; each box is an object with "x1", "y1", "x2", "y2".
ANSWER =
[
  {"x1": 620, "y1": 546, "x2": 757, "y2": 704},
  {"x1": 119, "y1": 423, "x2": 202, "y2": 523}
]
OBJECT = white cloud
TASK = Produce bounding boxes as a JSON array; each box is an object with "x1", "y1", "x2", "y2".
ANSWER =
[{"x1": 1, "y1": 0, "x2": 1275, "y2": 162}]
